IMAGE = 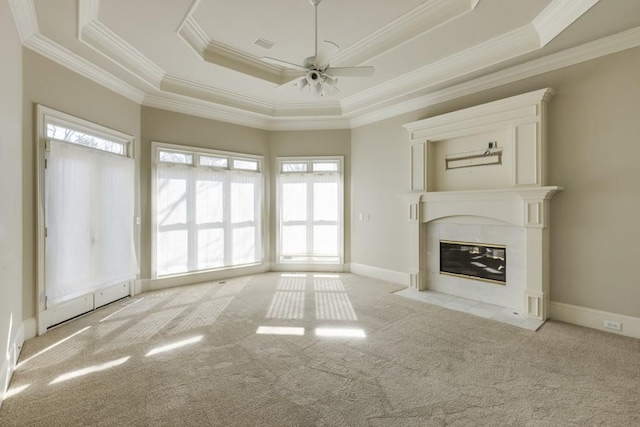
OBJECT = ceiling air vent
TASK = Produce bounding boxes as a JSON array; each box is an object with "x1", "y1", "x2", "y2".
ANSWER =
[{"x1": 253, "y1": 38, "x2": 275, "y2": 50}]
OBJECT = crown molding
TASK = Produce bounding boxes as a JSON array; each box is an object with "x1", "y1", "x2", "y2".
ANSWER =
[
  {"x1": 178, "y1": 15, "x2": 209, "y2": 57},
  {"x1": 341, "y1": 24, "x2": 540, "y2": 116},
  {"x1": 160, "y1": 74, "x2": 275, "y2": 116},
  {"x1": 143, "y1": 93, "x2": 271, "y2": 129},
  {"x1": 8, "y1": 0, "x2": 38, "y2": 42},
  {"x1": 78, "y1": 1, "x2": 164, "y2": 88},
  {"x1": 24, "y1": 33, "x2": 145, "y2": 103},
  {"x1": 533, "y1": 0, "x2": 600, "y2": 46},
  {"x1": 332, "y1": 0, "x2": 479, "y2": 67},
  {"x1": 11, "y1": 0, "x2": 640, "y2": 131},
  {"x1": 349, "y1": 26, "x2": 640, "y2": 128},
  {"x1": 142, "y1": 93, "x2": 349, "y2": 131},
  {"x1": 178, "y1": 14, "x2": 290, "y2": 85}
]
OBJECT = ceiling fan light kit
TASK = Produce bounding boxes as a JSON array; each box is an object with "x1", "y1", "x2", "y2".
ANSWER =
[{"x1": 261, "y1": 0, "x2": 374, "y2": 97}]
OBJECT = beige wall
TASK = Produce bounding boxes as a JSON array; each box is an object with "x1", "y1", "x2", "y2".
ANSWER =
[
  {"x1": 351, "y1": 47, "x2": 640, "y2": 318},
  {"x1": 140, "y1": 107, "x2": 270, "y2": 277},
  {"x1": 22, "y1": 50, "x2": 142, "y2": 320},
  {"x1": 0, "y1": 0, "x2": 24, "y2": 397},
  {"x1": 269, "y1": 130, "x2": 351, "y2": 265}
]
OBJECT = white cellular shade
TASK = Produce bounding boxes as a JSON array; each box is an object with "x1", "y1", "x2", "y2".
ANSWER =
[
  {"x1": 313, "y1": 225, "x2": 338, "y2": 255},
  {"x1": 282, "y1": 183, "x2": 307, "y2": 221},
  {"x1": 313, "y1": 182, "x2": 338, "y2": 221},
  {"x1": 196, "y1": 179, "x2": 223, "y2": 224},
  {"x1": 231, "y1": 181, "x2": 255, "y2": 223},
  {"x1": 46, "y1": 140, "x2": 139, "y2": 305},
  {"x1": 157, "y1": 170, "x2": 188, "y2": 226},
  {"x1": 282, "y1": 225, "x2": 307, "y2": 254}
]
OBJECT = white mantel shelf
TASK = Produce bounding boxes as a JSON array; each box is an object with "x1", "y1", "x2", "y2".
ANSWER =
[{"x1": 405, "y1": 186, "x2": 562, "y2": 227}]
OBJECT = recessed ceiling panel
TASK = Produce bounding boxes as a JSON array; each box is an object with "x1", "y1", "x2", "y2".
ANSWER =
[{"x1": 194, "y1": 0, "x2": 426, "y2": 65}]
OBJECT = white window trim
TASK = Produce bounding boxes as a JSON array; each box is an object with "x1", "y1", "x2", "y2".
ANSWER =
[
  {"x1": 275, "y1": 156, "x2": 344, "y2": 268},
  {"x1": 150, "y1": 141, "x2": 266, "y2": 280},
  {"x1": 35, "y1": 105, "x2": 137, "y2": 335}
]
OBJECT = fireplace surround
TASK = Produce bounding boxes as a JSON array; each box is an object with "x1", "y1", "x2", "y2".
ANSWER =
[{"x1": 403, "y1": 88, "x2": 561, "y2": 321}]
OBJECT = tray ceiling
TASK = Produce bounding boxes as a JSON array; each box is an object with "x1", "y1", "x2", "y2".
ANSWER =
[{"x1": 9, "y1": 0, "x2": 640, "y2": 129}]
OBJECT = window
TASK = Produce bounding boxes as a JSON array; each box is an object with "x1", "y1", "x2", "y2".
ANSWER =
[
  {"x1": 153, "y1": 144, "x2": 263, "y2": 277},
  {"x1": 277, "y1": 158, "x2": 343, "y2": 264},
  {"x1": 46, "y1": 121, "x2": 128, "y2": 156}
]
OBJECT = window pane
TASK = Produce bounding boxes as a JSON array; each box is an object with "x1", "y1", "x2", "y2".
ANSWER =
[
  {"x1": 282, "y1": 162, "x2": 307, "y2": 173},
  {"x1": 198, "y1": 229, "x2": 224, "y2": 270},
  {"x1": 231, "y1": 182, "x2": 255, "y2": 223},
  {"x1": 282, "y1": 225, "x2": 306, "y2": 254},
  {"x1": 233, "y1": 226, "x2": 256, "y2": 265},
  {"x1": 313, "y1": 225, "x2": 338, "y2": 255},
  {"x1": 233, "y1": 159, "x2": 258, "y2": 171},
  {"x1": 200, "y1": 155, "x2": 228, "y2": 168},
  {"x1": 282, "y1": 183, "x2": 306, "y2": 221},
  {"x1": 312, "y1": 162, "x2": 339, "y2": 172},
  {"x1": 47, "y1": 124, "x2": 125, "y2": 155},
  {"x1": 196, "y1": 179, "x2": 223, "y2": 224},
  {"x1": 159, "y1": 151, "x2": 193, "y2": 164},
  {"x1": 314, "y1": 182, "x2": 338, "y2": 221},
  {"x1": 157, "y1": 176, "x2": 187, "y2": 225},
  {"x1": 158, "y1": 230, "x2": 188, "y2": 275}
]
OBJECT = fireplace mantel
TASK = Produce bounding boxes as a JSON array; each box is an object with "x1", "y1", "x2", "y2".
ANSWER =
[
  {"x1": 405, "y1": 186, "x2": 562, "y2": 227},
  {"x1": 402, "y1": 89, "x2": 561, "y2": 321}
]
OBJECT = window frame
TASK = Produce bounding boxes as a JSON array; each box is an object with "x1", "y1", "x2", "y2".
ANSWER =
[
  {"x1": 276, "y1": 156, "x2": 344, "y2": 266},
  {"x1": 151, "y1": 141, "x2": 265, "y2": 279}
]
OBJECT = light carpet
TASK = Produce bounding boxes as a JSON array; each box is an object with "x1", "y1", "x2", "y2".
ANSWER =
[{"x1": 1, "y1": 272, "x2": 638, "y2": 426}]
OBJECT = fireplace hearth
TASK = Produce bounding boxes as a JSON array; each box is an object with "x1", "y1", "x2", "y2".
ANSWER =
[{"x1": 440, "y1": 240, "x2": 506, "y2": 285}]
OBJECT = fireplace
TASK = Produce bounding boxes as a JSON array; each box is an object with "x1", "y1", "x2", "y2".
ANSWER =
[
  {"x1": 440, "y1": 240, "x2": 506, "y2": 285},
  {"x1": 402, "y1": 88, "x2": 561, "y2": 320}
]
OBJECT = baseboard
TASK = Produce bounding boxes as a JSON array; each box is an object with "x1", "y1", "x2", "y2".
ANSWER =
[
  {"x1": 1, "y1": 321, "x2": 26, "y2": 409},
  {"x1": 349, "y1": 263, "x2": 409, "y2": 286},
  {"x1": 150, "y1": 263, "x2": 270, "y2": 291},
  {"x1": 270, "y1": 262, "x2": 346, "y2": 273},
  {"x1": 550, "y1": 301, "x2": 640, "y2": 340},
  {"x1": 23, "y1": 317, "x2": 36, "y2": 341}
]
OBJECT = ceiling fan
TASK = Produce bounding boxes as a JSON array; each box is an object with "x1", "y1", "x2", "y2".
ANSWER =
[{"x1": 261, "y1": 0, "x2": 375, "y2": 96}]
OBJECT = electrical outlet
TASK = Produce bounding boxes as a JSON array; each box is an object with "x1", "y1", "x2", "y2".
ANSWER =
[{"x1": 604, "y1": 320, "x2": 622, "y2": 331}]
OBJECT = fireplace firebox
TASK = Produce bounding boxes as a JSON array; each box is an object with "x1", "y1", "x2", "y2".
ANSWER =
[{"x1": 440, "y1": 240, "x2": 506, "y2": 285}]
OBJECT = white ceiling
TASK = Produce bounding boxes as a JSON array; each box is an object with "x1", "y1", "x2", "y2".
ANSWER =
[{"x1": 10, "y1": 0, "x2": 640, "y2": 129}]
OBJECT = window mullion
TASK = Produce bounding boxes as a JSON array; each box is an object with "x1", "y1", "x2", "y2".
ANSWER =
[
  {"x1": 306, "y1": 180, "x2": 314, "y2": 257},
  {"x1": 223, "y1": 178, "x2": 233, "y2": 267},
  {"x1": 187, "y1": 167, "x2": 198, "y2": 272}
]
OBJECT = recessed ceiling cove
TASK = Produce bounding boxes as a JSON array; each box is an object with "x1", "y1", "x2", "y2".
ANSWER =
[{"x1": 12, "y1": 0, "x2": 640, "y2": 129}]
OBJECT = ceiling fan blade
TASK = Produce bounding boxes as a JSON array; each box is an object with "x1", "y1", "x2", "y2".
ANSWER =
[
  {"x1": 261, "y1": 57, "x2": 307, "y2": 72},
  {"x1": 314, "y1": 40, "x2": 339, "y2": 69},
  {"x1": 328, "y1": 66, "x2": 375, "y2": 77},
  {"x1": 277, "y1": 75, "x2": 306, "y2": 89}
]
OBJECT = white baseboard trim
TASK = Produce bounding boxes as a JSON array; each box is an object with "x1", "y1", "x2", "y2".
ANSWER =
[
  {"x1": 550, "y1": 301, "x2": 640, "y2": 340},
  {"x1": 23, "y1": 317, "x2": 36, "y2": 341},
  {"x1": 1, "y1": 321, "x2": 26, "y2": 409},
  {"x1": 349, "y1": 263, "x2": 410, "y2": 286},
  {"x1": 150, "y1": 263, "x2": 270, "y2": 291},
  {"x1": 270, "y1": 263, "x2": 346, "y2": 273}
]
